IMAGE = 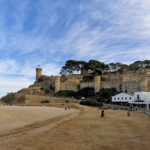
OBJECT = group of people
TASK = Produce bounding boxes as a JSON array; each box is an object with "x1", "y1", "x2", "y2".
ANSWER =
[
  {"x1": 65, "y1": 107, "x2": 70, "y2": 110},
  {"x1": 100, "y1": 109, "x2": 131, "y2": 118}
]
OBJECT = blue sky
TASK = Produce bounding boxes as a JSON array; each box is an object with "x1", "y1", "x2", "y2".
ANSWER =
[{"x1": 0, "y1": 0, "x2": 150, "y2": 97}]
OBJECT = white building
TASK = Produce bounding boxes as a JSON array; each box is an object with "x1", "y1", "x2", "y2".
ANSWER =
[
  {"x1": 134, "y1": 92, "x2": 150, "y2": 102},
  {"x1": 112, "y1": 92, "x2": 150, "y2": 110},
  {"x1": 112, "y1": 93, "x2": 134, "y2": 103},
  {"x1": 133, "y1": 92, "x2": 150, "y2": 110}
]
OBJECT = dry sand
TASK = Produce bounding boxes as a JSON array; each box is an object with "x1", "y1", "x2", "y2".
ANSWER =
[
  {"x1": 0, "y1": 105, "x2": 150, "y2": 150},
  {"x1": 0, "y1": 106, "x2": 78, "y2": 134}
]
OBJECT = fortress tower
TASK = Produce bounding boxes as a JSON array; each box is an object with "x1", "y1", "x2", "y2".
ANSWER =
[
  {"x1": 55, "y1": 76, "x2": 60, "y2": 93},
  {"x1": 139, "y1": 77, "x2": 148, "y2": 91},
  {"x1": 94, "y1": 76, "x2": 101, "y2": 93},
  {"x1": 36, "y1": 67, "x2": 42, "y2": 82}
]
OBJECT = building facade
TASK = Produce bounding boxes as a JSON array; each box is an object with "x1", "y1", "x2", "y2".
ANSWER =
[
  {"x1": 112, "y1": 93, "x2": 134, "y2": 103},
  {"x1": 112, "y1": 92, "x2": 150, "y2": 110}
]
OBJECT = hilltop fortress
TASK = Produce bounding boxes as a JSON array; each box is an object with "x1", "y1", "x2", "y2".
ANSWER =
[{"x1": 18, "y1": 67, "x2": 150, "y2": 96}]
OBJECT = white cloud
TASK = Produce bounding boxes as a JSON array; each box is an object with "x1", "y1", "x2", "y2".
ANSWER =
[
  {"x1": 0, "y1": 60, "x2": 19, "y2": 74},
  {"x1": 54, "y1": 0, "x2": 150, "y2": 62},
  {"x1": 42, "y1": 63, "x2": 61, "y2": 75},
  {"x1": 0, "y1": 76, "x2": 33, "y2": 98},
  {"x1": 1, "y1": 0, "x2": 150, "y2": 96}
]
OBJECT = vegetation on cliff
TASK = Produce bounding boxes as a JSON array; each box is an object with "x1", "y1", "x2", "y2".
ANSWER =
[
  {"x1": 1, "y1": 93, "x2": 15, "y2": 104},
  {"x1": 55, "y1": 87, "x2": 118, "y2": 103},
  {"x1": 80, "y1": 100, "x2": 103, "y2": 107},
  {"x1": 54, "y1": 87, "x2": 118, "y2": 107},
  {"x1": 94, "y1": 88, "x2": 118, "y2": 103},
  {"x1": 60, "y1": 59, "x2": 150, "y2": 75},
  {"x1": 1, "y1": 93, "x2": 26, "y2": 104}
]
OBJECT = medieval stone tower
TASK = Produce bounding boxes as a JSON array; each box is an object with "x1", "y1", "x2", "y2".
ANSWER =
[
  {"x1": 36, "y1": 67, "x2": 42, "y2": 82},
  {"x1": 55, "y1": 76, "x2": 60, "y2": 93},
  {"x1": 94, "y1": 76, "x2": 101, "y2": 93}
]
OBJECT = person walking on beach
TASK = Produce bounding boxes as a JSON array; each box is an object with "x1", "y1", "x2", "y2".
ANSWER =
[
  {"x1": 127, "y1": 111, "x2": 130, "y2": 117},
  {"x1": 101, "y1": 109, "x2": 104, "y2": 118}
]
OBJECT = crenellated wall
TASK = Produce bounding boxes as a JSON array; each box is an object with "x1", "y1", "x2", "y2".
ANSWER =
[
  {"x1": 28, "y1": 67, "x2": 150, "y2": 96},
  {"x1": 15, "y1": 94, "x2": 79, "y2": 104}
]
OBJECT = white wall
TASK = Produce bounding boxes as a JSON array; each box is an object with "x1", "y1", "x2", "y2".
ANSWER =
[
  {"x1": 112, "y1": 93, "x2": 134, "y2": 103},
  {"x1": 134, "y1": 92, "x2": 150, "y2": 103},
  {"x1": 112, "y1": 92, "x2": 150, "y2": 105}
]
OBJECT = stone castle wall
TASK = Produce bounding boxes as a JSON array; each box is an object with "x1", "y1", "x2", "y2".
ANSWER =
[
  {"x1": 80, "y1": 82, "x2": 94, "y2": 89},
  {"x1": 33, "y1": 67, "x2": 150, "y2": 94},
  {"x1": 60, "y1": 82, "x2": 78, "y2": 91},
  {"x1": 16, "y1": 94, "x2": 79, "y2": 104}
]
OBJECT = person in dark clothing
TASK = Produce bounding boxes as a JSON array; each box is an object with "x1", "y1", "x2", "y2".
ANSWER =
[
  {"x1": 101, "y1": 109, "x2": 104, "y2": 118},
  {"x1": 127, "y1": 111, "x2": 130, "y2": 117}
]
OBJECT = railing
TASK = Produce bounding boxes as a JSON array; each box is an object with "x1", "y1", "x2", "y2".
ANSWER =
[{"x1": 145, "y1": 110, "x2": 150, "y2": 116}]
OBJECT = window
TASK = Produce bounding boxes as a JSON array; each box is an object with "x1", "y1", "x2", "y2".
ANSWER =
[
  {"x1": 122, "y1": 97, "x2": 123, "y2": 100},
  {"x1": 114, "y1": 97, "x2": 116, "y2": 100},
  {"x1": 130, "y1": 97, "x2": 132, "y2": 100},
  {"x1": 118, "y1": 97, "x2": 120, "y2": 100},
  {"x1": 125, "y1": 97, "x2": 127, "y2": 100},
  {"x1": 137, "y1": 95, "x2": 140, "y2": 100}
]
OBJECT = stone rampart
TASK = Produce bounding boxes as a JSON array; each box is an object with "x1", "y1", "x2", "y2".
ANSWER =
[
  {"x1": 60, "y1": 82, "x2": 78, "y2": 91},
  {"x1": 80, "y1": 82, "x2": 94, "y2": 89},
  {"x1": 16, "y1": 94, "x2": 79, "y2": 105}
]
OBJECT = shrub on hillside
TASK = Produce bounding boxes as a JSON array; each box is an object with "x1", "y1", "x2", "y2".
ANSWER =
[
  {"x1": 1, "y1": 93, "x2": 15, "y2": 104},
  {"x1": 38, "y1": 77, "x2": 44, "y2": 82},
  {"x1": 40, "y1": 87, "x2": 44, "y2": 90},
  {"x1": 49, "y1": 85, "x2": 54, "y2": 91},
  {"x1": 40, "y1": 100, "x2": 50, "y2": 103},
  {"x1": 44, "y1": 87, "x2": 51, "y2": 94},
  {"x1": 55, "y1": 90, "x2": 76, "y2": 97},
  {"x1": 17, "y1": 95, "x2": 26, "y2": 102},
  {"x1": 75, "y1": 88, "x2": 95, "y2": 99},
  {"x1": 43, "y1": 85, "x2": 54, "y2": 94},
  {"x1": 95, "y1": 88, "x2": 118, "y2": 103},
  {"x1": 80, "y1": 100, "x2": 103, "y2": 107}
]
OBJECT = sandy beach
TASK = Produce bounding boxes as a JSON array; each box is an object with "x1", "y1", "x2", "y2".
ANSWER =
[
  {"x1": 0, "y1": 105, "x2": 150, "y2": 150},
  {"x1": 0, "y1": 106, "x2": 78, "y2": 134}
]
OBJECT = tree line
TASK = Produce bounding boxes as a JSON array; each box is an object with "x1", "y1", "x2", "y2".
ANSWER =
[{"x1": 60, "y1": 60, "x2": 150, "y2": 75}]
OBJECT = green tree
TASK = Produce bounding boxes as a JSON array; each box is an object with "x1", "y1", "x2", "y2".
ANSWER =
[
  {"x1": 108, "y1": 62, "x2": 128, "y2": 73},
  {"x1": 129, "y1": 60, "x2": 150, "y2": 71},
  {"x1": 1, "y1": 93, "x2": 15, "y2": 104},
  {"x1": 75, "y1": 88, "x2": 95, "y2": 99},
  {"x1": 95, "y1": 88, "x2": 118, "y2": 103},
  {"x1": 60, "y1": 60, "x2": 87, "y2": 75},
  {"x1": 55, "y1": 90, "x2": 76, "y2": 97},
  {"x1": 80, "y1": 100, "x2": 103, "y2": 107},
  {"x1": 87, "y1": 60, "x2": 108, "y2": 75}
]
